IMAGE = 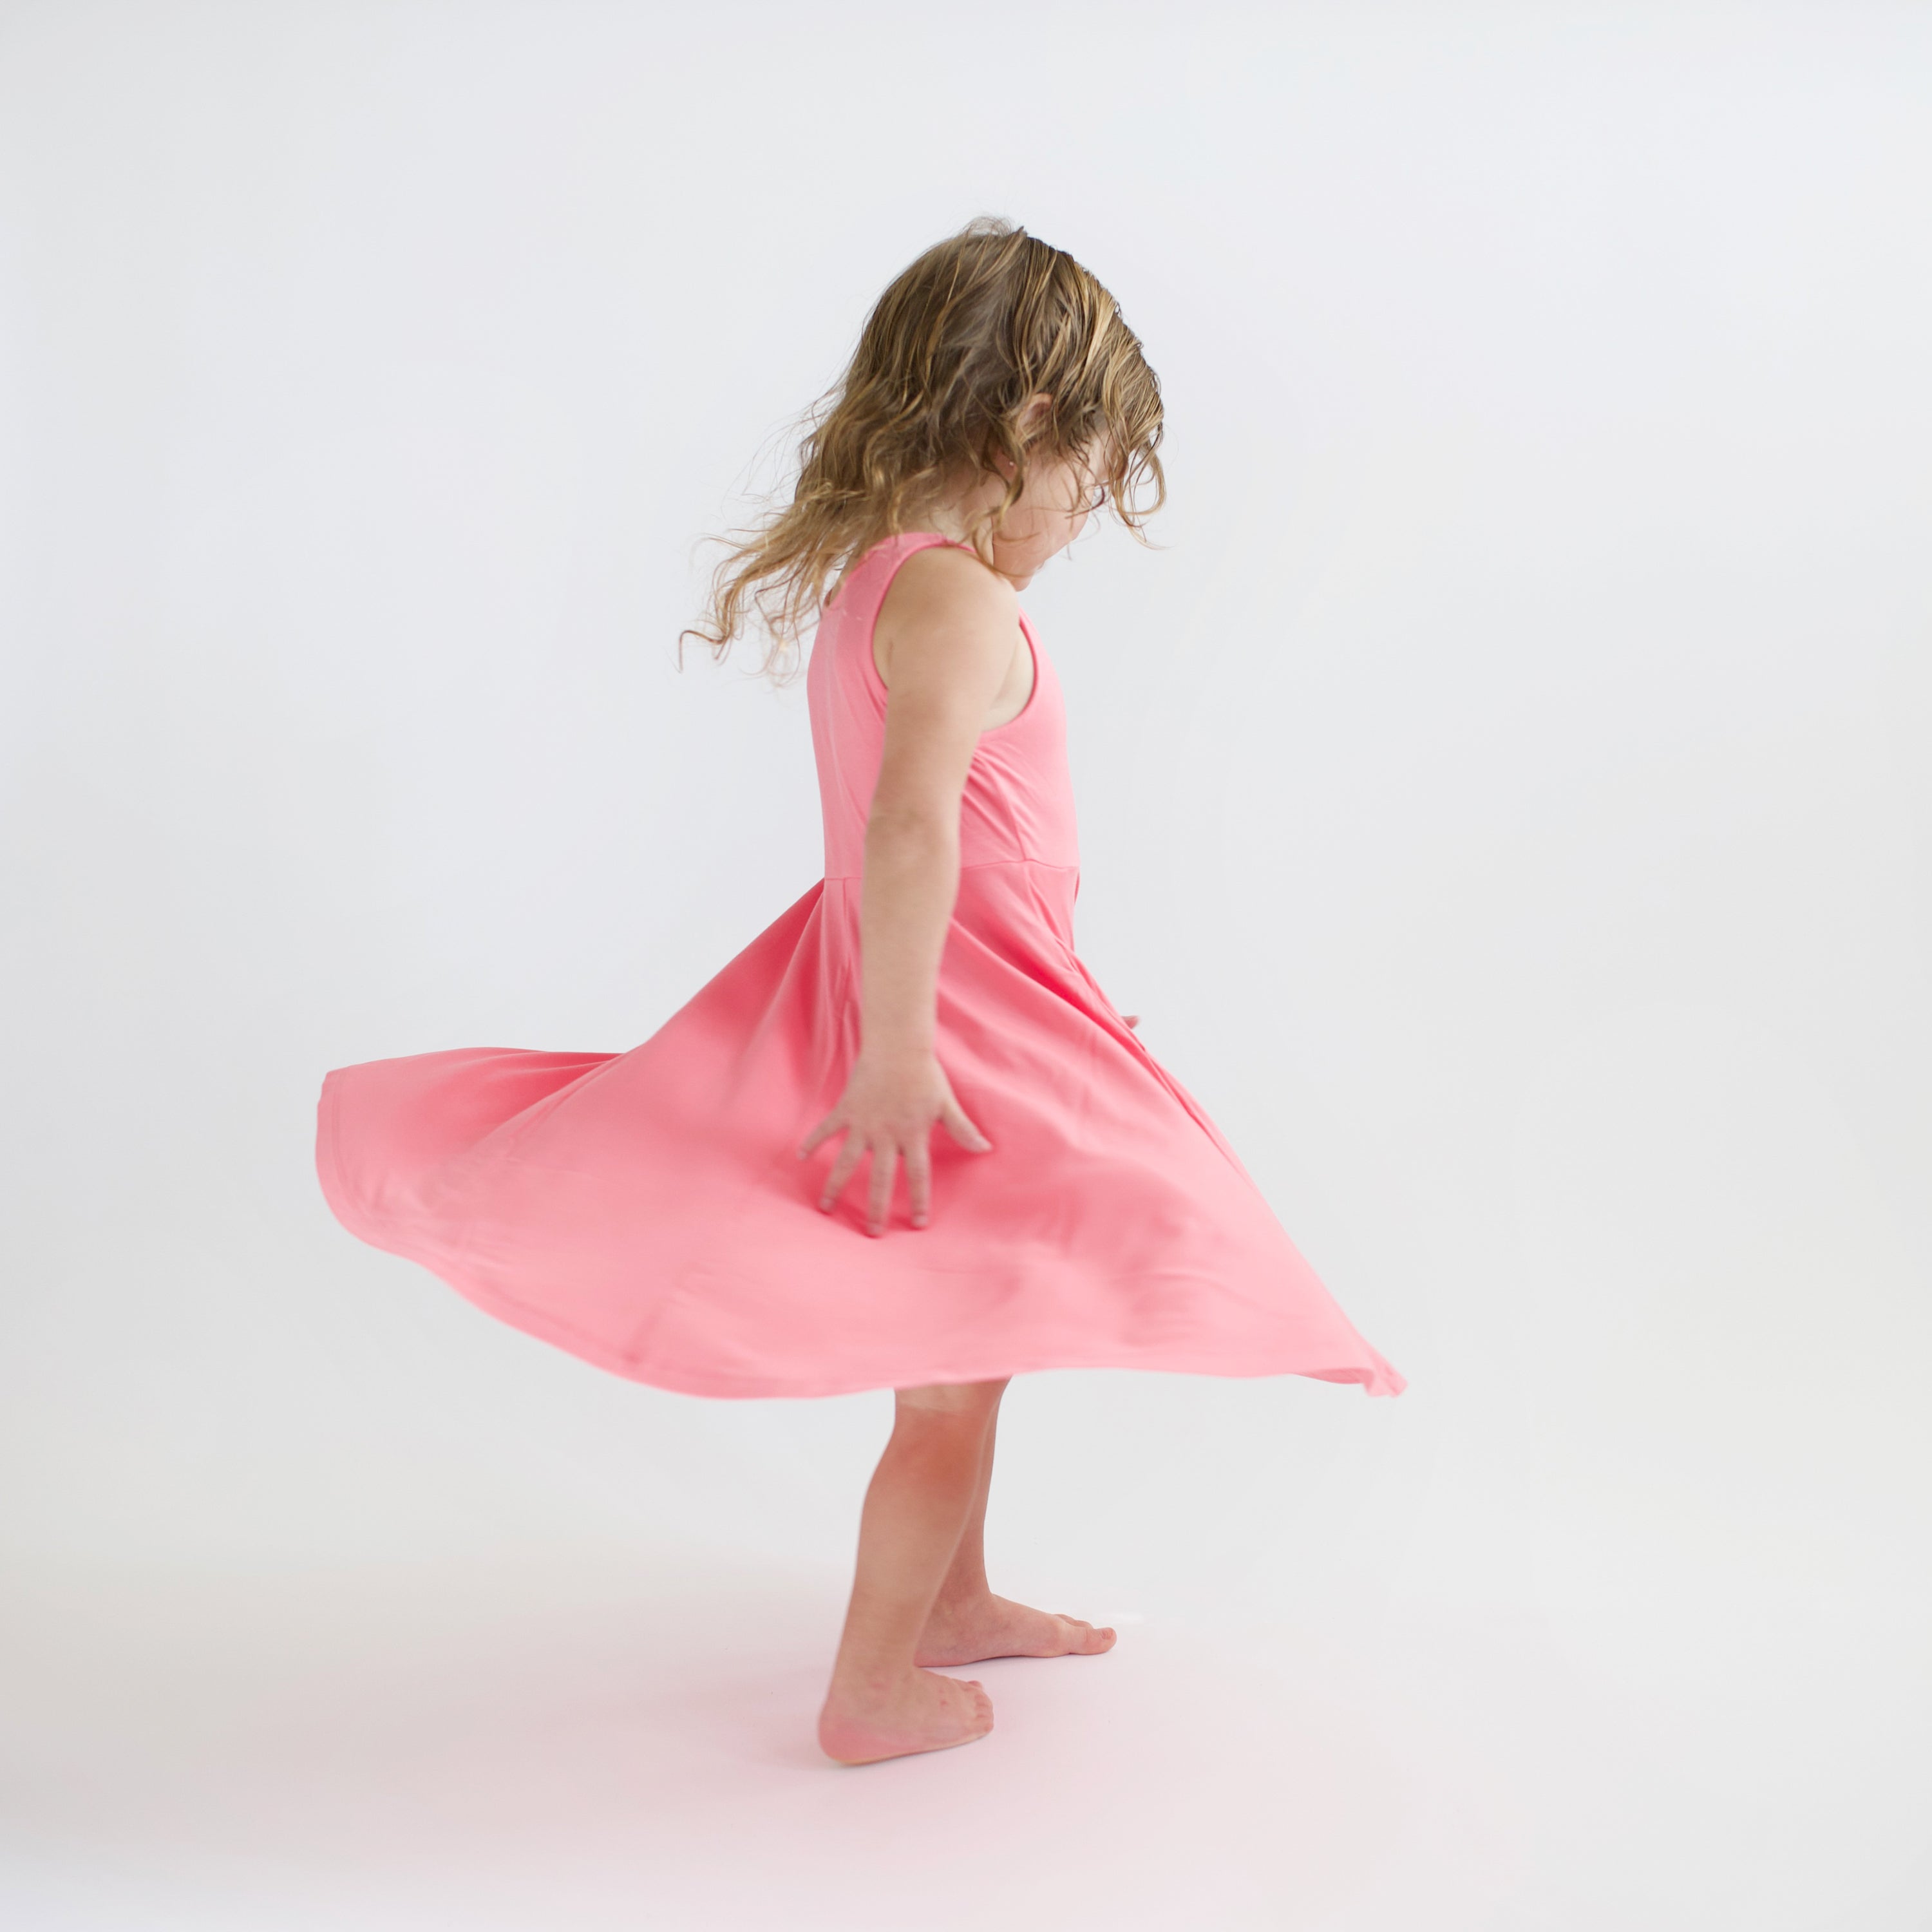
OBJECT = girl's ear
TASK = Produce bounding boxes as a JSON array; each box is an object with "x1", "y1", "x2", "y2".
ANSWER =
[{"x1": 992, "y1": 395, "x2": 1054, "y2": 480}]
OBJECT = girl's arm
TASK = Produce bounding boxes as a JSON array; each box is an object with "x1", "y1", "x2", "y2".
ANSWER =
[{"x1": 797, "y1": 546, "x2": 1016, "y2": 1235}]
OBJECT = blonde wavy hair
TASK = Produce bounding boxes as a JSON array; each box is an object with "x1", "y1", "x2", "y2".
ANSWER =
[{"x1": 685, "y1": 217, "x2": 1165, "y2": 677}]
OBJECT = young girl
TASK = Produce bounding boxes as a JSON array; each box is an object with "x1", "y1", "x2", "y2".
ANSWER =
[{"x1": 316, "y1": 217, "x2": 1404, "y2": 1768}]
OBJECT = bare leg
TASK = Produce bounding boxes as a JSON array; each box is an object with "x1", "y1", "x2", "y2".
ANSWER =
[
  {"x1": 916, "y1": 1382, "x2": 1118, "y2": 1667},
  {"x1": 817, "y1": 1380, "x2": 1003, "y2": 1765},
  {"x1": 931, "y1": 1379, "x2": 1004, "y2": 1602}
]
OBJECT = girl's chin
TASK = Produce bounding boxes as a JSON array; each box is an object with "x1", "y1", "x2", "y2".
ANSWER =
[{"x1": 991, "y1": 547, "x2": 1052, "y2": 589}]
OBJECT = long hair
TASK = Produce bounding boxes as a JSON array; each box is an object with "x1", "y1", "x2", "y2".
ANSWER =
[{"x1": 685, "y1": 217, "x2": 1165, "y2": 677}]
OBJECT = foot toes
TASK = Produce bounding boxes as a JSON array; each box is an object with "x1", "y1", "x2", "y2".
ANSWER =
[{"x1": 1054, "y1": 1615, "x2": 1111, "y2": 1653}]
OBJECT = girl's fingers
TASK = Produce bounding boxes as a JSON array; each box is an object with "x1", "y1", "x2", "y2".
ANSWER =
[
  {"x1": 938, "y1": 1097, "x2": 993, "y2": 1152},
  {"x1": 811, "y1": 1090, "x2": 990, "y2": 1229},
  {"x1": 866, "y1": 1142, "x2": 898, "y2": 1235},
  {"x1": 819, "y1": 1135, "x2": 863, "y2": 1209},
  {"x1": 904, "y1": 1140, "x2": 933, "y2": 1229}
]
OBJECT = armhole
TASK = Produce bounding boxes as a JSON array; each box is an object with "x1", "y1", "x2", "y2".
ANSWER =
[{"x1": 980, "y1": 610, "x2": 1041, "y2": 737}]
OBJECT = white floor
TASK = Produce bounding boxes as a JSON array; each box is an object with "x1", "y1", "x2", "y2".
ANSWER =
[{"x1": 3, "y1": 1555, "x2": 1924, "y2": 1932}]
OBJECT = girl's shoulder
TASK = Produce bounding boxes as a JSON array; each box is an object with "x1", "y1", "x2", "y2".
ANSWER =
[
  {"x1": 829, "y1": 531, "x2": 1007, "y2": 611},
  {"x1": 829, "y1": 530, "x2": 998, "y2": 598},
  {"x1": 870, "y1": 540, "x2": 1020, "y2": 702},
  {"x1": 876, "y1": 538, "x2": 1014, "y2": 630}
]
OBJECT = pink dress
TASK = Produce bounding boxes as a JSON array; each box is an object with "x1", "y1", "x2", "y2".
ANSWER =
[{"x1": 316, "y1": 533, "x2": 1406, "y2": 1399}]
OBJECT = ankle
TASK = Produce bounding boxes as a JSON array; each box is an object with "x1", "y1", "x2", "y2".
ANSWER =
[
  {"x1": 826, "y1": 1673, "x2": 915, "y2": 1718},
  {"x1": 828, "y1": 1654, "x2": 918, "y2": 1700},
  {"x1": 929, "y1": 1583, "x2": 993, "y2": 1617}
]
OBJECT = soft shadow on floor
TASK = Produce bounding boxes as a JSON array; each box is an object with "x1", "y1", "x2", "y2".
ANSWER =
[{"x1": 0, "y1": 1558, "x2": 1923, "y2": 1931}]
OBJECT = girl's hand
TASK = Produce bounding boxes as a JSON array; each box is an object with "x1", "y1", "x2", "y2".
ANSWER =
[{"x1": 797, "y1": 1052, "x2": 992, "y2": 1235}]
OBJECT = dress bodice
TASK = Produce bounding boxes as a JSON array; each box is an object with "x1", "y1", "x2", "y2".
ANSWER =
[{"x1": 806, "y1": 533, "x2": 1081, "y2": 882}]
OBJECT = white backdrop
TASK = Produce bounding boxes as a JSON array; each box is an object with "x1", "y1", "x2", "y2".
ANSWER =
[{"x1": 3, "y1": 5, "x2": 1928, "y2": 1929}]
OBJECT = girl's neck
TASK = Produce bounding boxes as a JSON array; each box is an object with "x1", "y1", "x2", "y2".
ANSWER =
[{"x1": 913, "y1": 471, "x2": 1034, "y2": 587}]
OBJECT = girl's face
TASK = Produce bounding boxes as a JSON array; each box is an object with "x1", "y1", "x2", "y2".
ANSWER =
[{"x1": 985, "y1": 443, "x2": 1106, "y2": 589}]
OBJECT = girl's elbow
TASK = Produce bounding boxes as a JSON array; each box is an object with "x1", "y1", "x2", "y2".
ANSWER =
[{"x1": 865, "y1": 804, "x2": 956, "y2": 848}]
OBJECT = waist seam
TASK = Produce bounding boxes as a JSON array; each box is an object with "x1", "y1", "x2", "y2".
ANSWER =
[{"x1": 822, "y1": 857, "x2": 1078, "y2": 882}]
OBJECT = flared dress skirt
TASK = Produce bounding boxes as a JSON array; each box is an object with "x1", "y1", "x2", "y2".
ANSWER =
[{"x1": 316, "y1": 533, "x2": 1406, "y2": 1401}]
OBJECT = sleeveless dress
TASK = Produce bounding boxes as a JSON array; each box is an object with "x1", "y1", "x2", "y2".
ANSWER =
[{"x1": 316, "y1": 533, "x2": 1406, "y2": 1400}]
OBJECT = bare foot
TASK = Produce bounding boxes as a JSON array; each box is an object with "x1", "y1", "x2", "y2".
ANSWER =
[
  {"x1": 818, "y1": 1667, "x2": 995, "y2": 1766},
  {"x1": 914, "y1": 1593, "x2": 1118, "y2": 1667}
]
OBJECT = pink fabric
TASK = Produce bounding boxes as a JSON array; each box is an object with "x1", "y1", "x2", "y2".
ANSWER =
[{"x1": 316, "y1": 533, "x2": 1406, "y2": 1399}]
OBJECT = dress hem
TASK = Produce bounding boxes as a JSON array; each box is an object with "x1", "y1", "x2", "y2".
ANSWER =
[{"x1": 316, "y1": 1072, "x2": 1407, "y2": 1401}]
